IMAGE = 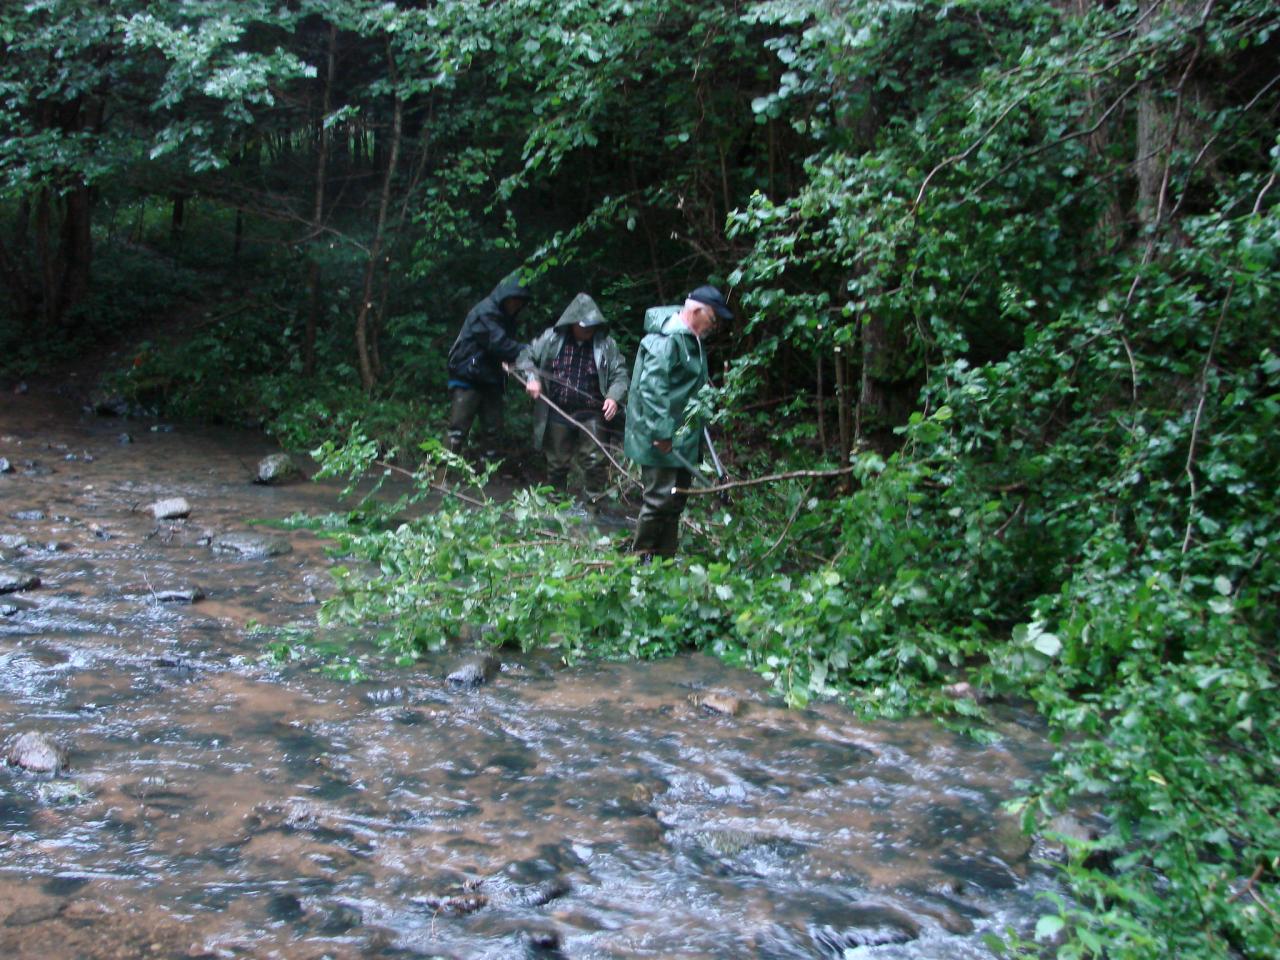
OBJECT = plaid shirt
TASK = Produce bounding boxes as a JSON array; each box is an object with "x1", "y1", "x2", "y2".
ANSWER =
[{"x1": 548, "y1": 336, "x2": 602, "y2": 416}]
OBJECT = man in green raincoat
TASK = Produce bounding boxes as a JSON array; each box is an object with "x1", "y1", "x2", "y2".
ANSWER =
[
  {"x1": 517, "y1": 293, "x2": 629, "y2": 508},
  {"x1": 623, "y1": 285, "x2": 733, "y2": 557},
  {"x1": 444, "y1": 275, "x2": 531, "y2": 457}
]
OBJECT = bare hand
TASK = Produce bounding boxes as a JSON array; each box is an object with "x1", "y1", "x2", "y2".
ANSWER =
[
  {"x1": 525, "y1": 376, "x2": 541, "y2": 400},
  {"x1": 652, "y1": 438, "x2": 672, "y2": 454},
  {"x1": 602, "y1": 398, "x2": 618, "y2": 421}
]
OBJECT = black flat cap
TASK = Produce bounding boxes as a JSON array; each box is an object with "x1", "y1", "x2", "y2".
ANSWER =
[{"x1": 688, "y1": 285, "x2": 734, "y2": 322}]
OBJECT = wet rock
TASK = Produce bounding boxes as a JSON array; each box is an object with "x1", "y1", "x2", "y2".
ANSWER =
[
  {"x1": 520, "y1": 929, "x2": 563, "y2": 954},
  {"x1": 0, "y1": 458, "x2": 11, "y2": 473},
  {"x1": 123, "y1": 776, "x2": 191, "y2": 811},
  {"x1": 415, "y1": 893, "x2": 488, "y2": 916},
  {"x1": 0, "y1": 565, "x2": 40, "y2": 594},
  {"x1": 267, "y1": 893, "x2": 304, "y2": 922},
  {"x1": 448, "y1": 652, "x2": 500, "y2": 687},
  {"x1": 153, "y1": 656, "x2": 198, "y2": 678},
  {"x1": 91, "y1": 392, "x2": 132, "y2": 417},
  {"x1": 153, "y1": 586, "x2": 204, "y2": 604},
  {"x1": 941, "y1": 680, "x2": 987, "y2": 702},
  {"x1": 6, "y1": 732, "x2": 68, "y2": 773},
  {"x1": 150, "y1": 497, "x2": 191, "y2": 520},
  {"x1": 808, "y1": 903, "x2": 921, "y2": 956},
  {"x1": 1032, "y1": 812, "x2": 1108, "y2": 866},
  {"x1": 36, "y1": 781, "x2": 91, "y2": 806},
  {"x1": 4, "y1": 902, "x2": 64, "y2": 927},
  {"x1": 510, "y1": 877, "x2": 570, "y2": 908},
  {"x1": 9, "y1": 509, "x2": 45, "y2": 521},
  {"x1": 690, "y1": 691, "x2": 741, "y2": 717},
  {"x1": 256, "y1": 453, "x2": 300, "y2": 484},
  {"x1": 0, "y1": 534, "x2": 27, "y2": 549},
  {"x1": 211, "y1": 532, "x2": 292, "y2": 559},
  {"x1": 305, "y1": 899, "x2": 362, "y2": 933},
  {"x1": 117, "y1": 433, "x2": 133, "y2": 445}
]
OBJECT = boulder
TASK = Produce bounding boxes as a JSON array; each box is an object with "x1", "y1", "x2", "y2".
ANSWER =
[
  {"x1": 690, "y1": 691, "x2": 741, "y2": 717},
  {"x1": 256, "y1": 453, "x2": 300, "y2": 485},
  {"x1": 153, "y1": 586, "x2": 205, "y2": 604},
  {"x1": 447, "y1": 653, "x2": 500, "y2": 687},
  {"x1": 150, "y1": 497, "x2": 191, "y2": 520},
  {"x1": 6, "y1": 732, "x2": 68, "y2": 773},
  {"x1": 211, "y1": 532, "x2": 292, "y2": 559},
  {"x1": 0, "y1": 565, "x2": 39, "y2": 594},
  {"x1": 0, "y1": 458, "x2": 11, "y2": 473}
]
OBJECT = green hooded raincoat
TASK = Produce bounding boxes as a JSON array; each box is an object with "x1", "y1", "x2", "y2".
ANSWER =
[{"x1": 622, "y1": 306, "x2": 708, "y2": 469}]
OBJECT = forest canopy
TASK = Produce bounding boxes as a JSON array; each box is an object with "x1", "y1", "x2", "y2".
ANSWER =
[{"x1": 2, "y1": 1, "x2": 1277, "y2": 957}]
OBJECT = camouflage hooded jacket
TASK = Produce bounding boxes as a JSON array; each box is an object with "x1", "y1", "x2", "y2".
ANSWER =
[{"x1": 515, "y1": 293, "x2": 629, "y2": 451}]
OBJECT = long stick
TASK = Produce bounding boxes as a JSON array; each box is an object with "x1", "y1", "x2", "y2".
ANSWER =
[
  {"x1": 504, "y1": 366, "x2": 640, "y2": 488},
  {"x1": 676, "y1": 464, "x2": 856, "y2": 497}
]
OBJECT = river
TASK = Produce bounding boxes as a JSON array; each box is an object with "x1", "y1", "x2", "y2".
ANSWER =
[{"x1": 0, "y1": 386, "x2": 1058, "y2": 959}]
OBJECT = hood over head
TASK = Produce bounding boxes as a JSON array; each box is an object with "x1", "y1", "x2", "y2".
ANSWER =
[
  {"x1": 644, "y1": 305, "x2": 683, "y2": 335},
  {"x1": 489, "y1": 272, "x2": 531, "y2": 307},
  {"x1": 554, "y1": 293, "x2": 607, "y2": 330}
]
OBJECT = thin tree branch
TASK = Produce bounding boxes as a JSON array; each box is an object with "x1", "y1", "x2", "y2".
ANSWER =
[
  {"x1": 1181, "y1": 280, "x2": 1232, "y2": 556},
  {"x1": 677, "y1": 465, "x2": 855, "y2": 497}
]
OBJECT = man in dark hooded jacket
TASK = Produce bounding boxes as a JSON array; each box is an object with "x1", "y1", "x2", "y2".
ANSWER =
[
  {"x1": 516, "y1": 293, "x2": 629, "y2": 508},
  {"x1": 445, "y1": 275, "x2": 530, "y2": 456}
]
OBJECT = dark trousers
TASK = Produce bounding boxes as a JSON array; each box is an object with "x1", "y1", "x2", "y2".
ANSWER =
[
  {"x1": 446, "y1": 386, "x2": 503, "y2": 454},
  {"x1": 545, "y1": 414, "x2": 607, "y2": 503},
  {"x1": 632, "y1": 465, "x2": 690, "y2": 556}
]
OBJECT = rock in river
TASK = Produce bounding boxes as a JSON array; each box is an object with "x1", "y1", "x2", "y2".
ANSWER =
[
  {"x1": 150, "y1": 497, "x2": 191, "y2": 520},
  {"x1": 0, "y1": 458, "x2": 11, "y2": 474},
  {"x1": 153, "y1": 586, "x2": 205, "y2": 604},
  {"x1": 211, "y1": 532, "x2": 292, "y2": 559},
  {"x1": 256, "y1": 453, "x2": 300, "y2": 485},
  {"x1": 6, "y1": 732, "x2": 68, "y2": 773},
  {"x1": 447, "y1": 653, "x2": 500, "y2": 688},
  {"x1": 0, "y1": 564, "x2": 40, "y2": 594}
]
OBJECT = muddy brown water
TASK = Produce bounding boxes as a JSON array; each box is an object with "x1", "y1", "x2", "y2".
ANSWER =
[{"x1": 0, "y1": 389, "x2": 1058, "y2": 959}]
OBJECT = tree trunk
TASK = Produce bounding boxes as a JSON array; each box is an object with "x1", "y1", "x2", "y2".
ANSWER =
[
  {"x1": 1135, "y1": 0, "x2": 1205, "y2": 230},
  {"x1": 354, "y1": 45, "x2": 403, "y2": 392},
  {"x1": 305, "y1": 23, "x2": 338, "y2": 378}
]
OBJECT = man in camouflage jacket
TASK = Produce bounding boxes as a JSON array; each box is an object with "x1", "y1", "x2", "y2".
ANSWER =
[{"x1": 517, "y1": 293, "x2": 629, "y2": 507}]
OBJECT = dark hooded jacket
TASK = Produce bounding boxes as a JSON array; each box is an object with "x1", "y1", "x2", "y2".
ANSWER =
[
  {"x1": 515, "y1": 293, "x2": 629, "y2": 450},
  {"x1": 446, "y1": 276, "x2": 530, "y2": 388}
]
